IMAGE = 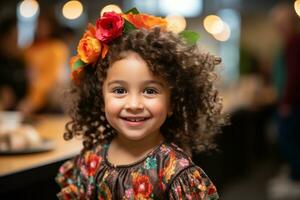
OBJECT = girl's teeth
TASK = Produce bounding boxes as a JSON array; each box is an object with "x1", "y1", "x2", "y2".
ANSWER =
[{"x1": 126, "y1": 118, "x2": 145, "y2": 122}]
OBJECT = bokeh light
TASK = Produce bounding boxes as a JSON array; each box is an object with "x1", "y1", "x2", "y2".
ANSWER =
[
  {"x1": 213, "y1": 21, "x2": 231, "y2": 41},
  {"x1": 159, "y1": 0, "x2": 203, "y2": 17},
  {"x1": 166, "y1": 15, "x2": 187, "y2": 33},
  {"x1": 62, "y1": 0, "x2": 83, "y2": 20},
  {"x1": 295, "y1": 0, "x2": 300, "y2": 17},
  {"x1": 203, "y1": 15, "x2": 224, "y2": 35},
  {"x1": 100, "y1": 4, "x2": 122, "y2": 17},
  {"x1": 19, "y1": 0, "x2": 39, "y2": 18}
]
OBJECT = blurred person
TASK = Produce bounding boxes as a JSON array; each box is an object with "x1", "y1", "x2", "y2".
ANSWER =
[
  {"x1": 57, "y1": 26, "x2": 76, "y2": 50},
  {"x1": 0, "y1": 16, "x2": 28, "y2": 110},
  {"x1": 19, "y1": 11, "x2": 69, "y2": 115},
  {"x1": 268, "y1": 2, "x2": 300, "y2": 199},
  {"x1": 56, "y1": 26, "x2": 77, "y2": 81}
]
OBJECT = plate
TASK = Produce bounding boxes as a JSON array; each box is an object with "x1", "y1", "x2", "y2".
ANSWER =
[{"x1": 0, "y1": 139, "x2": 55, "y2": 155}]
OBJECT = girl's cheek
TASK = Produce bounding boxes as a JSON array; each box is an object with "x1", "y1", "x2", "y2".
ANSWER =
[
  {"x1": 104, "y1": 97, "x2": 124, "y2": 111},
  {"x1": 146, "y1": 98, "x2": 169, "y2": 114}
]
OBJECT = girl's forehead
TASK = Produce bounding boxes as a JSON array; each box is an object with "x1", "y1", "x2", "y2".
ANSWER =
[
  {"x1": 115, "y1": 50, "x2": 144, "y2": 62},
  {"x1": 106, "y1": 52, "x2": 168, "y2": 86},
  {"x1": 108, "y1": 56, "x2": 152, "y2": 79}
]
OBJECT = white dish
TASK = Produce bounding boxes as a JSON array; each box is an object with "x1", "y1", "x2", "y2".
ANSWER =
[
  {"x1": 0, "y1": 111, "x2": 23, "y2": 132},
  {"x1": 0, "y1": 139, "x2": 55, "y2": 155}
]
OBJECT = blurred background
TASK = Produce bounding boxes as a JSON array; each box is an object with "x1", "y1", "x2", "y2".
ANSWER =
[{"x1": 0, "y1": 0, "x2": 300, "y2": 199}]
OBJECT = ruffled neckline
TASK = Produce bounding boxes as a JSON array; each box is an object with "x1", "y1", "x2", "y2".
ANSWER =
[{"x1": 103, "y1": 140, "x2": 166, "y2": 169}]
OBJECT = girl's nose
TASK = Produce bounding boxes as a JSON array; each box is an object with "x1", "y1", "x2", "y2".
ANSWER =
[{"x1": 125, "y1": 95, "x2": 144, "y2": 112}]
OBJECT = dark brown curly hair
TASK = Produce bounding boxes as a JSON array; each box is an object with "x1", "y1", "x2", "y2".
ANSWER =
[{"x1": 64, "y1": 27, "x2": 225, "y2": 153}]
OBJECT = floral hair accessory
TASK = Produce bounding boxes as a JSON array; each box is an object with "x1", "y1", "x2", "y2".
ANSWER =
[
  {"x1": 70, "y1": 7, "x2": 200, "y2": 83},
  {"x1": 96, "y1": 12, "x2": 125, "y2": 43}
]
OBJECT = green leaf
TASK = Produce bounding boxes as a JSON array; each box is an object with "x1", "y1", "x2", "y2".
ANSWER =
[
  {"x1": 179, "y1": 30, "x2": 200, "y2": 46},
  {"x1": 73, "y1": 59, "x2": 86, "y2": 71},
  {"x1": 125, "y1": 7, "x2": 139, "y2": 14},
  {"x1": 123, "y1": 19, "x2": 137, "y2": 34}
]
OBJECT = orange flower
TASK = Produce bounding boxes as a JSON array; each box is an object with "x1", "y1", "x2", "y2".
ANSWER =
[
  {"x1": 71, "y1": 68, "x2": 84, "y2": 85},
  {"x1": 69, "y1": 55, "x2": 80, "y2": 70},
  {"x1": 77, "y1": 36, "x2": 101, "y2": 64},
  {"x1": 69, "y1": 56, "x2": 83, "y2": 83},
  {"x1": 70, "y1": 23, "x2": 109, "y2": 84},
  {"x1": 83, "y1": 23, "x2": 97, "y2": 38},
  {"x1": 101, "y1": 43, "x2": 109, "y2": 59},
  {"x1": 123, "y1": 13, "x2": 167, "y2": 30},
  {"x1": 132, "y1": 173, "x2": 153, "y2": 198}
]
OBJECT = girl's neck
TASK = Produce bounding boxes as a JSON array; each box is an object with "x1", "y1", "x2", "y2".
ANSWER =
[
  {"x1": 116, "y1": 133, "x2": 164, "y2": 152},
  {"x1": 107, "y1": 133, "x2": 164, "y2": 166}
]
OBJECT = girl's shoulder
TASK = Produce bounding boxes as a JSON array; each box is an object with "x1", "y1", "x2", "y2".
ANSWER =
[
  {"x1": 157, "y1": 142, "x2": 193, "y2": 167},
  {"x1": 56, "y1": 142, "x2": 109, "y2": 199},
  {"x1": 74, "y1": 141, "x2": 109, "y2": 163},
  {"x1": 167, "y1": 165, "x2": 219, "y2": 200},
  {"x1": 56, "y1": 141, "x2": 108, "y2": 180},
  {"x1": 154, "y1": 142, "x2": 195, "y2": 184},
  {"x1": 157, "y1": 142, "x2": 219, "y2": 199}
]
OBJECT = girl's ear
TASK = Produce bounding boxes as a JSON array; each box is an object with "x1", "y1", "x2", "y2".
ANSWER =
[
  {"x1": 167, "y1": 93, "x2": 174, "y2": 117},
  {"x1": 167, "y1": 103, "x2": 174, "y2": 117},
  {"x1": 167, "y1": 111, "x2": 173, "y2": 117}
]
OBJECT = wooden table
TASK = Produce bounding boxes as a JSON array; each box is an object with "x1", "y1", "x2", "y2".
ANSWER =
[{"x1": 0, "y1": 115, "x2": 82, "y2": 195}]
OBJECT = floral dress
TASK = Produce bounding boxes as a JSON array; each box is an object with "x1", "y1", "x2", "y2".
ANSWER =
[{"x1": 56, "y1": 141, "x2": 219, "y2": 200}]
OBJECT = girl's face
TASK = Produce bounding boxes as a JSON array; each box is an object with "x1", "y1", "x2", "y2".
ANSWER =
[{"x1": 103, "y1": 51, "x2": 171, "y2": 141}]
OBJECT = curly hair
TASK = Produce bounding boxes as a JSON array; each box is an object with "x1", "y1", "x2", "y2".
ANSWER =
[{"x1": 64, "y1": 27, "x2": 225, "y2": 153}]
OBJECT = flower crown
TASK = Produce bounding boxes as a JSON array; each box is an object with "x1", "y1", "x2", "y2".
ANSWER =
[{"x1": 70, "y1": 7, "x2": 200, "y2": 83}]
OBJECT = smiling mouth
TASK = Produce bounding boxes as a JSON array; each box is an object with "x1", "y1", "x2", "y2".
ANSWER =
[{"x1": 121, "y1": 117, "x2": 150, "y2": 122}]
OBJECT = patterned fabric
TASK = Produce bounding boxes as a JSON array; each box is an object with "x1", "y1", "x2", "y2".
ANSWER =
[{"x1": 56, "y1": 141, "x2": 219, "y2": 200}]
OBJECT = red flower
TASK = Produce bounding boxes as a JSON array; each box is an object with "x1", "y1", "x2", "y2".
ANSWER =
[
  {"x1": 96, "y1": 11, "x2": 124, "y2": 44},
  {"x1": 132, "y1": 174, "x2": 153, "y2": 198},
  {"x1": 158, "y1": 169, "x2": 165, "y2": 191},
  {"x1": 84, "y1": 152, "x2": 102, "y2": 176},
  {"x1": 208, "y1": 186, "x2": 217, "y2": 195}
]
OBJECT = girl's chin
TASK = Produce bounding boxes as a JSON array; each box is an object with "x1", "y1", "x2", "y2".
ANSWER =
[
  {"x1": 115, "y1": 128, "x2": 161, "y2": 142},
  {"x1": 117, "y1": 132, "x2": 150, "y2": 141}
]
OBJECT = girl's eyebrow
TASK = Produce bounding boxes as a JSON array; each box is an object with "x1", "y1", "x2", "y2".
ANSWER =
[
  {"x1": 107, "y1": 80, "x2": 127, "y2": 87},
  {"x1": 143, "y1": 80, "x2": 165, "y2": 87},
  {"x1": 107, "y1": 80, "x2": 165, "y2": 87}
]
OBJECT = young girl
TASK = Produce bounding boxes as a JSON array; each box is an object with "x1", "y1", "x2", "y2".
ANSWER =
[{"x1": 56, "y1": 9, "x2": 224, "y2": 200}]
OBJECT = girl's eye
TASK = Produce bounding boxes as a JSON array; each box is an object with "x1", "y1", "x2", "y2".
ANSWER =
[
  {"x1": 112, "y1": 87, "x2": 127, "y2": 95},
  {"x1": 143, "y1": 88, "x2": 158, "y2": 95}
]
